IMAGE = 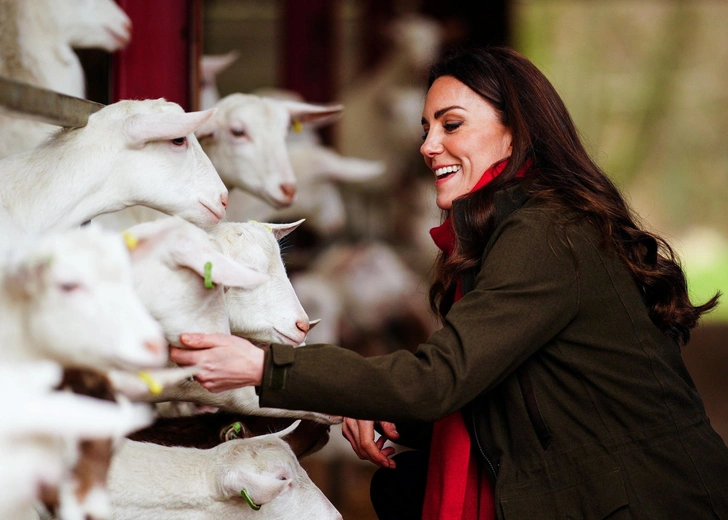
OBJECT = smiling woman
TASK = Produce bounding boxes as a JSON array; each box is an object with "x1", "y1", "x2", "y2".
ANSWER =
[
  {"x1": 420, "y1": 75, "x2": 512, "y2": 210},
  {"x1": 168, "y1": 46, "x2": 728, "y2": 520}
]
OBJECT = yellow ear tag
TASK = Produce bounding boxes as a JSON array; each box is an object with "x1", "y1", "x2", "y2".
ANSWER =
[
  {"x1": 292, "y1": 119, "x2": 302, "y2": 133},
  {"x1": 137, "y1": 371, "x2": 163, "y2": 395},
  {"x1": 122, "y1": 232, "x2": 138, "y2": 250},
  {"x1": 249, "y1": 220, "x2": 273, "y2": 232}
]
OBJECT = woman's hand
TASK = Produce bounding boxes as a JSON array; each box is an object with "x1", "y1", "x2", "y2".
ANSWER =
[
  {"x1": 169, "y1": 333, "x2": 264, "y2": 392},
  {"x1": 341, "y1": 418, "x2": 399, "y2": 468}
]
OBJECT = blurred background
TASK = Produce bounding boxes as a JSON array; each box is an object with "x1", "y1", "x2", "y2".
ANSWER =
[{"x1": 74, "y1": 1, "x2": 727, "y2": 518}]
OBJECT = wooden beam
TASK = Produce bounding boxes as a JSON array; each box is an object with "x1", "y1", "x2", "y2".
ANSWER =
[{"x1": 0, "y1": 77, "x2": 104, "y2": 127}]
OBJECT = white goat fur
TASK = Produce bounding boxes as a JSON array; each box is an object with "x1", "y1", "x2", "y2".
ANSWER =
[
  {"x1": 335, "y1": 12, "x2": 442, "y2": 185},
  {"x1": 293, "y1": 241, "x2": 437, "y2": 339},
  {"x1": 333, "y1": 14, "x2": 443, "y2": 241},
  {"x1": 209, "y1": 219, "x2": 311, "y2": 345},
  {"x1": 0, "y1": 99, "x2": 227, "y2": 235},
  {"x1": 199, "y1": 51, "x2": 240, "y2": 111},
  {"x1": 0, "y1": 360, "x2": 154, "y2": 520},
  {"x1": 0, "y1": 0, "x2": 131, "y2": 159},
  {"x1": 108, "y1": 422, "x2": 342, "y2": 520},
  {"x1": 0, "y1": 224, "x2": 168, "y2": 371},
  {"x1": 124, "y1": 216, "x2": 269, "y2": 347},
  {"x1": 117, "y1": 218, "x2": 338, "y2": 424},
  {"x1": 92, "y1": 93, "x2": 344, "y2": 232},
  {"x1": 195, "y1": 93, "x2": 343, "y2": 208},
  {"x1": 225, "y1": 141, "x2": 385, "y2": 236}
]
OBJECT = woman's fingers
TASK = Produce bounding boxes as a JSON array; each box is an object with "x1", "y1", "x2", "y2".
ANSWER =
[
  {"x1": 179, "y1": 332, "x2": 249, "y2": 349},
  {"x1": 169, "y1": 334, "x2": 265, "y2": 389},
  {"x1": 168, "y1": 346, "x2": 201, "y2": 366},
  {"x1": 341, "y1": 419, "x2": 396, "y2": 468},
  {"x1": 379, "y1": 421, "x2": 399, "y2": 440}
]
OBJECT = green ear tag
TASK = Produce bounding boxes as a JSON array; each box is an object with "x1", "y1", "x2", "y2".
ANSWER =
[
  {"x1": 204, "y1": 261, "x2": 214, "y2": 289},
  {"x1": 222, "y1": 421, "x2": 243, "y2": 441},
  {"x1": 241, "y1": 488, "x2": 261, "y2": 511}
]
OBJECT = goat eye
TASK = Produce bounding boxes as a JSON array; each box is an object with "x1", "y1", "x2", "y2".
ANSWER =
[
  {"x1": 230, "y1": 128, "x2": 246, "y2": 137},
  {"x1": 171, "y1": 137, "x2": 186, "y2": 146},
  {"x1": 59, "y1": 282, "x2": 81, "y2": 292}
]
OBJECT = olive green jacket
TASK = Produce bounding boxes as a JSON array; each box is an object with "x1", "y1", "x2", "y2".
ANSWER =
[{"x1": 259, "y1": 187, "x2": 728, "y2": 519}]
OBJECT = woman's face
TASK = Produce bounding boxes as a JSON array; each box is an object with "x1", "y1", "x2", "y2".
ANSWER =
[{"x1": 420, "y1": 75, "x2": 512, "y2": 210}]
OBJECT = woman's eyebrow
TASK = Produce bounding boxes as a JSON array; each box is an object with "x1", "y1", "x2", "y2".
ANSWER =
[
  {"x1": 434, "y1": 105, "x2": 464, "y2": 119},
  {"x1": 422, "y1": 105, "x2": 466, "y2": 125}
]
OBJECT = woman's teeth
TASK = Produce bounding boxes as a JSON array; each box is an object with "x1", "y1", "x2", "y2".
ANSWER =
[{"x1": 435, "y1": 165, "x2": 461, "y2": 178}]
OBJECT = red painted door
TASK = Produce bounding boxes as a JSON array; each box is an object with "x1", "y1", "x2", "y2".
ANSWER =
[{"x1": 112, "y1": 0, "x2": 201, "y2": 111}]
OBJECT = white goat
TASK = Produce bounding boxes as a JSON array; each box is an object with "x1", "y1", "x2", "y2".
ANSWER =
[
  {"x1": 0, "y1": 223, "x2": 168, "y2": 371},
  {"x1": 195, "y1": 93, "x2": 343, "y2": 208},
  {"x1": 0, "y1": 99, "x2": 227, "y2": 235},
  {"x1": 0, "y1": 0, "x2": 131, "y2": 159},
  {"x1": 210, "y1": 219, "x2": 311, "y2": 344},
  {"x1": 107, "y1": 421, "x2": 342, "y2": 520},
  {"x1": 125, "y1": 216, "x2": 311, "y2": 347}
]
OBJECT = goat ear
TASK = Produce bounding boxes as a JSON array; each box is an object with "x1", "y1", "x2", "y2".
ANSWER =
[
  {"x1": 194, "y1": 111, "x2": 220, "y2": 141},
  {"x1": 200, "y1": 51, "x2": 240, "y2": 80},
  {"x1": 265, "y1": 219, "x2": 305, "y2": 240},
  {"x1": 275, "y1": 419, "x2": 301, "y2": 439},
  {"x1": 107, "y1": 366, "x2": 199, "y2": 400},
  {"x1": 221, "y1": 469, "x2": 289, "y2": 503},
  {"x1": 281, "y1": 100, "x2": 344, "y2": 128},
  {"x1": 292, "y1": 144, "x2": 385, "y2": 182},
  {"x1": 308, "y1": 318, "x2": 321, "y2": 330},
  {"x1": 122, "y1": 219, "x2": 177, "y2": 259},
  {"x1": 171, "y1": 241, "x2": 269, "y2": 289},
  {"x1": 125, "y1": 108, "x2": 217, "y2": 147},
  {"x1": 4, "y1": 257, "x2": 52, "y2": 299}
]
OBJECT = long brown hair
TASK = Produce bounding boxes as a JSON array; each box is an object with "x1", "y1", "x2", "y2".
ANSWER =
[{"x1": 428, "y1": 46, "x2": 719, "y2": 346}]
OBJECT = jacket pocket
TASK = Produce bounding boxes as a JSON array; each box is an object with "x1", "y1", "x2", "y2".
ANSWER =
[
  {"x1": 500, "y1": 468, "x2": 630, "y2": 520},
  {"x1": 517, "y1": 363, "x2": 551, "y2": 450}
]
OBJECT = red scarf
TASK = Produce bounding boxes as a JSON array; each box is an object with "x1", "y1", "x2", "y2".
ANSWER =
[{"x1": 423, "y1": 160, "x2": 527, "y2": 520}]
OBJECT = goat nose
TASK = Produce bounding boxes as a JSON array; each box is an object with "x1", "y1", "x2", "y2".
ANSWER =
[
  {"x1": 144, "y1": 339, "x2": 166, "y2": 354},
  {"x1": 280, "y1": 183, "x2": 296, "y2": 200},
  {"x1": 296, "y1": 320, "x2": 310, "y2": 334},
  {"x1": 220, "y1": 193, "x2": 228, "y2": 208}
]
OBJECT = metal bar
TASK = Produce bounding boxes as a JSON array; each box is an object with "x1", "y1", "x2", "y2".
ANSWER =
[{"x1": 0, "y1": 77, "x2": 104, "y2": 128}]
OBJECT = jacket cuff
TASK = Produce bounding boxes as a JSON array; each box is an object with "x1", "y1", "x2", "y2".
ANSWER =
[{"x1": 262, "y1": 343, "x2": 296, "y2": 393}]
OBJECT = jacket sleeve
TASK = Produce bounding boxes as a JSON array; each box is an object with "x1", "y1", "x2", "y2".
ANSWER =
[{"x1": 258, "y1": 208, "x2": 579, "y2": 423}]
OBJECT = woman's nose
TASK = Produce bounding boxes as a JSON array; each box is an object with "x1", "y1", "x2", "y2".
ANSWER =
[{"x1": 420, "y1": 133, "x2": 441, "y2": 157}]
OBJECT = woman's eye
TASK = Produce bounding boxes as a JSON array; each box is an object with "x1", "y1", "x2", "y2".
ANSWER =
[
  {"x1": 59, "y1": 282, "x2": 81, "y2": 293},
  {"x1": 171, "y1": 137, "x2": 186, "y2": 146},
  {"x1": 444, "y1": 122, "x2": 462, "y2": 132},
  {"x1": 421, "y1": 130, "x2": 429, "y2": 141},
  {"x1": 230, "y1": 128, "x2": 246, "y2": 137}
]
